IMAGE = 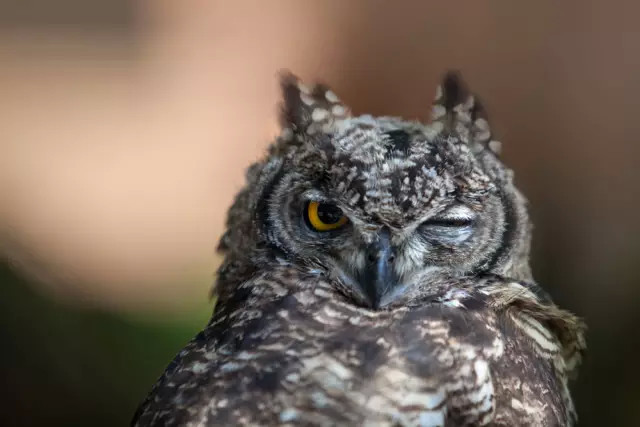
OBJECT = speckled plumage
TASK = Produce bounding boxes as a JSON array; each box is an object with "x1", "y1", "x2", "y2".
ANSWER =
[{"x1": 133, "y1": 72, "x2": 585, "y2": 426}]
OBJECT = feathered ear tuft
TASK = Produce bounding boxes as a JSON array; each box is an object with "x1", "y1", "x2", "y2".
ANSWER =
[
  {"x1": 278, "y1": 71, "x2": 350, "y2": 140},
  {"x1": 431, "y1": 71, "x2": 501, "y2": 155}
]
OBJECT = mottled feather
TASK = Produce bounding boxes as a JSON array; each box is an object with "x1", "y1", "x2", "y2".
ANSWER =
[{"x1": 133, "y1": 72, "x2": 585, "y2": 427}]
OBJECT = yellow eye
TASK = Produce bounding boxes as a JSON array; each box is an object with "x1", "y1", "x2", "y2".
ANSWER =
[{"x1": 306, "y1": 201, "x2": 348, "y2": 232}]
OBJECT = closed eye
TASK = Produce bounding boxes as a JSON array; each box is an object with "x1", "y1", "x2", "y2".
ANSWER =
[
  {"x1": 422, "y1": 217, "x2": 475, "y2": 228},
  {"x1": 421, "y1": 204, "x2": 477, "y2": 227},
  {"x1": 418, "y1": 206, "x2": 477, "y2": 243}
]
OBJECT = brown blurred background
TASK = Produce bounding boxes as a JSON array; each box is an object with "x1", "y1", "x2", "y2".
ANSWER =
[{"x1": 1, "y1": 1, "x2": 638, "y2": 425}]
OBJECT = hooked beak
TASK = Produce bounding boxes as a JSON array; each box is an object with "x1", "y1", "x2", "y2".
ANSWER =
[{"x1": 356, "y1": 227, "x2": 400, "y2": 309}]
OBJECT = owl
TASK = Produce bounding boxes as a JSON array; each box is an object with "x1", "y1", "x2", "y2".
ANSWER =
[{"x1": 133, "y1": 72, "x2": 585, "y2": 426}]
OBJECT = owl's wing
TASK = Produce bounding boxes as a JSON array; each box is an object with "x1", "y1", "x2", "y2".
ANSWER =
[
  {"x1": 418, "y1": 279, "x2": 585, "y2": 425},
  {"x1": 133, "y1": 274, "x2": 584, "y2": 426}
]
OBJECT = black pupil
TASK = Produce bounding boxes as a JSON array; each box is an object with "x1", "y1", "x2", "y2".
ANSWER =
[{"x1": 317, "y1": 203, "x2": 343, "y2": 224}]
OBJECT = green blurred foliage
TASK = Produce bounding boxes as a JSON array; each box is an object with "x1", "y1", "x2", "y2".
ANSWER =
[{"x1": 0, "y1": 261, "x2": 210, "y2": 427}]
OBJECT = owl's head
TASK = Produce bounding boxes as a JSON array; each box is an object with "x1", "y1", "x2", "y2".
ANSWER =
[{"x1": 219, "y1": 72, "x2": 532, "y2": 309}]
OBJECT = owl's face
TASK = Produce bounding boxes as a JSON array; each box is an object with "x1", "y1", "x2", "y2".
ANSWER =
[{"x1": 222, "y1": 73, "x2": 531, "y2": 309}]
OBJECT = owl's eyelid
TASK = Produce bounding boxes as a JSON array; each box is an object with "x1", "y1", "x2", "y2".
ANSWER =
[
  {"x1": 423, "y1": 205, "x2": 477, "y2": 225},
  {"x1": 422, "y1": 217, "x2": 476, "y2": 228},
  {"x1": 299, "y1": 192, "x2": 348, "y2": 212},
  {"x1": 300, "y1": 190, "x2": 331, "y2": 203},
  {"x1": 432, "y1": 214, "x2": 476, "y2": 224}
]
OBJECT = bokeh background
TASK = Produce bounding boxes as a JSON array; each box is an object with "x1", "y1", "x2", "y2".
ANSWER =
[{"x1": 1, "y1": 1, "x2": 639, "y2": 425}]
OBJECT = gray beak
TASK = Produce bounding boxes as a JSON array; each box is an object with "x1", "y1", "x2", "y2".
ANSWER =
[{"x1": 357, "y1": 227, "x2": 399, "y2": 309}]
